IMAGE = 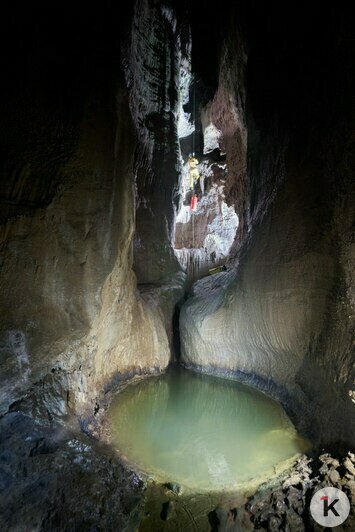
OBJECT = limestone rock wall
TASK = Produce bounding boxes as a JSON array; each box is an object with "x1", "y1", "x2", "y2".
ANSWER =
[
  {"x1": 0, "y1": 412, "x2": 144, "y2": 530},
  {"x1": 199, "y1": 26, "x2": 247, "y2": 251},
  {"x1": 0, "y1": 4, "x2": 183, "y2": 419},
  {"x1": 174, "y1": 178, "x2": 238, "y2": 285},
  {"x1": 181, "y1": 3, "x2": 354, "y2": 446},
  {"x1": 124, "y1": 0, "x2": 184, "y2": 284}
]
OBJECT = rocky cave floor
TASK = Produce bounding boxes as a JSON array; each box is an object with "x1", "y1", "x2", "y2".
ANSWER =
[{"x1": 0, "y1": 387, "x2": 354, "y2": 531}]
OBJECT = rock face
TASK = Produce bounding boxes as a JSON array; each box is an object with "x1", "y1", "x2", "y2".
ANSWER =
[
  {"x1": 199, "y1": 28, "x2": 247, "y2": 251},
  {"x1": 245, "y1": 453, "x2": 355, "y2": 531},
  {"x1": 173, "y1": 57, "x2": 243, "y2": 284},
  {"x1": 0, "y1": 412, "x2": 144, "y2": 531},
  {"x1": 125, "y1": 0, "x2": 184, "y2": 284},
  {"x1": 174, "y1": 163, "x2": 239, "y2": 284},
  {"x1": 138, "y1": 451, "x2": 355, "y2": 530},
  {"x1": 180, "y1": 3, "x2": 354, "y2": 446},
  {"x1": 0, "y1": 3, "x2": 184, "y2": 419}
]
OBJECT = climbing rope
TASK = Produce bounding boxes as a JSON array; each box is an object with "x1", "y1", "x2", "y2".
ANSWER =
[
  {"x1": 192, "y1": 210, "x2": 195, "y2": 248},
  {"x1": 192, "y1": 79, "x2": 196, "y2": 155},
  {"x1": 190, "y1": 77, "x2": 197, "y2": 249}
]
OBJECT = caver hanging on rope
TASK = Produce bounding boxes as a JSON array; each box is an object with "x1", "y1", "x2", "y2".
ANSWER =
[
  {"x1": 188, "y1": 153, "x2": 200, "y2": 190},
  {"x1": 188, "y1": 153, "x2": 199, "y2": 212}
]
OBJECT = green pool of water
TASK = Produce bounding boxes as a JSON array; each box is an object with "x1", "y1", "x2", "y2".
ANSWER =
[{"x1": 109, "y1": 367, "x2": 308, "y2": 491}]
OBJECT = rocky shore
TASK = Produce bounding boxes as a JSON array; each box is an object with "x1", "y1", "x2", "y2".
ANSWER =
[{"x1": 2, "y1": 406, "x2": 353, "y2": 531}]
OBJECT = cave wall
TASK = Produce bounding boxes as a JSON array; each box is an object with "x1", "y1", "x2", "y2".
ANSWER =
[
  {"x1": 0, "y1": 4, "x2": 182, "y2": 418},
  {"x1": 0, "y1": 0, "x2": 352, "y2": 446},
  {"x1": 181, "y1": 2, "x2": 354, "y2": 446},
  {"x1": 125, "y1": 0, "x2": 184, "y2": 284},
  {"x1": 0, "y1": 3, "x2": 353, "y2": 529},
  {"x1": 199, "y1": 20, "x2": 247, "y2": 251}
]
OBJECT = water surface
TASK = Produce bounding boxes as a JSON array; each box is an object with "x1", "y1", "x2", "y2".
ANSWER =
[{"x1": 109, "y1": 367, "x2": 308, "y2": 490}]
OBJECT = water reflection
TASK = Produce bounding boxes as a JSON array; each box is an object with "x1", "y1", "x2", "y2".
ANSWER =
[{"x1": 109, "y1": 367, "x2": 308, "y2": 490}]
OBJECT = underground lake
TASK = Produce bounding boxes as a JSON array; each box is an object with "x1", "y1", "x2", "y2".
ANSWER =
[{"x1": 109, "y1": 367, "x2": 309, "y2": 491}]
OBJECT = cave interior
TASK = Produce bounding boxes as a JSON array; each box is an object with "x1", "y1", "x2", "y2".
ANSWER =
[{"x1": 0, "y1": 0, "x2": 354, "y2": 530}]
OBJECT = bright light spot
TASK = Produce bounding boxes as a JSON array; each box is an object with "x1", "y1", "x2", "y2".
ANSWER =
[{"x1": 203, "y1": 122, "x2": 222, "y2": 154}]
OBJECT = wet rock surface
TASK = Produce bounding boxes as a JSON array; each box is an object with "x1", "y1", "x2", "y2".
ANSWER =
[
  {"x1": 174, "y1": 158, "x2": 238, "y2": 285},
  {"x1": 247, "y1": 453, "x2": 355, "y2": 531},
  {"x1": 139, "y1": 453, "x2": 355, "y2": 531},
  {"x1": 126, "y1": 0, "x2": 184, "y2": 284},
  {"x1": 1, "y1": 404, "x2": 354, "y2": 530},
  {"x1": 180, "y1": 2, "x2": 355, "y2": 447},
  {"x1": 0, "y1": 412, "x2": 144, "y2": 531},
  {"x1": 0, "y1": 2, "x2": 186, "y2": 419}
]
